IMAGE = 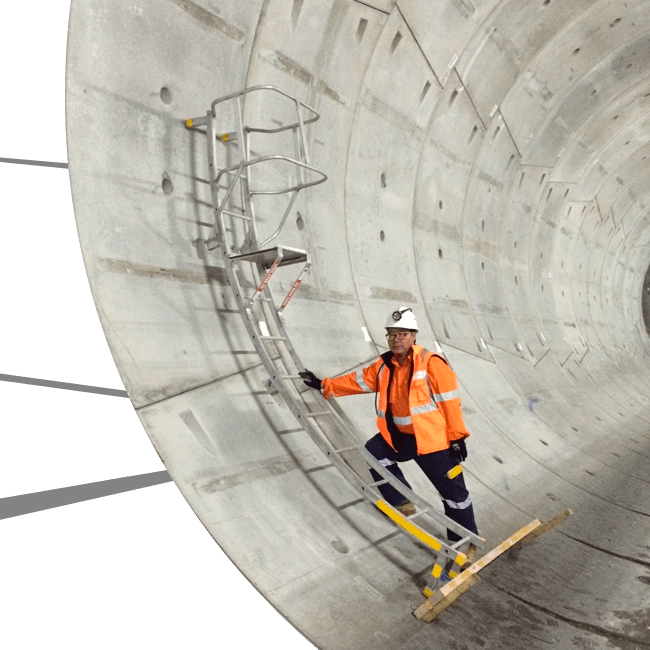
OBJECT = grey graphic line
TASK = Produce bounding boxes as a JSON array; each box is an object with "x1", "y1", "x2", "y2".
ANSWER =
[
  {"x1": 0, "y1": 471, "x2": 173, "y2": 520},
  {"x1": 0, "y1": 157, "x2": 68, "y2": 169},
  {"x1": 0, "y1": 373, "x2": 128, "y2": 398}
]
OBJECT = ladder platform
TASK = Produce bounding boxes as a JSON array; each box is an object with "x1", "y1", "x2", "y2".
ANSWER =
[{"x1": 230, "y1": 246, "x2": 308, "y2": 269}]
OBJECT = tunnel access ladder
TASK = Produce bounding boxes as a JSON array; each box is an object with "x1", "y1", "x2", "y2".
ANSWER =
[{"x1": 185, "y1": 85, "x2": 485, "y2": 598}]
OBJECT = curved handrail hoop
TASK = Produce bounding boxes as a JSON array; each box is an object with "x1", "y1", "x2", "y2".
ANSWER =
[
  {"x1": 210, "y1": 85, "x2": 321, "y2": 134},
  {"x1": 213, "y1": 155, "x2": 328, "y2": 196}
]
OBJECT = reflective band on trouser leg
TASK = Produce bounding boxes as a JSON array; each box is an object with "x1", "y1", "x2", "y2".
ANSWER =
[{"x1": 443, "y1": 495, "x2": 473, "y2": 510}]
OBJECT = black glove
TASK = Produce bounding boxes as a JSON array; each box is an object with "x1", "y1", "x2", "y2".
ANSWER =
[
  {"x1": 299, "y1": 369, "x2": 322, "y2": 390},
  {"x1": 450, "y1": 439, "x2": 467, "y2": 463}
]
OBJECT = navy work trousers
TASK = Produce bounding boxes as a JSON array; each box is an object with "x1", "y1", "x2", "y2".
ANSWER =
[{"x1": 365, "y1": 432, "x2": 478, "y2": 542}]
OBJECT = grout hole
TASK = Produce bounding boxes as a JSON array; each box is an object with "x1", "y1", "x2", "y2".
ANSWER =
[
  {"x1": 160, "y1": 87, "x2": 172, "y2": 104},
  {"x1": 162, "y1": 173, "x2": 174, "y2": 195},
  {"x1": 296, "y1": 213, "x2": 305, "y2": 230},
  {"x1": 438, "y1": 248, "x2": 443, "y2": 259},
  {"x1": 380, "y1": 230, "x2": 385, "y2": 242}
]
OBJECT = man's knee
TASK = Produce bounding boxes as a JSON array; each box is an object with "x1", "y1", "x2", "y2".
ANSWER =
[{"x1": 365, "y1": 433, "x2": 388, "y2": 458}]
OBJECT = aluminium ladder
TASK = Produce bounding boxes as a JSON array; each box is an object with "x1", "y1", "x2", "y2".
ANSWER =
[{"x1": 185, "y1": 85, "x2": 484, "y2": 597}]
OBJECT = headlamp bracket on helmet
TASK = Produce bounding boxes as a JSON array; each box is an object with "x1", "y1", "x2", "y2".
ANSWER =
[{"x1": 391, "y1": 307, "x2": 412, "y2": 323}]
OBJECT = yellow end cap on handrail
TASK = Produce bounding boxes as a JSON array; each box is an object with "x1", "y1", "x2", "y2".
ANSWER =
[
  {"x1": 221, "y1": 133, "x2": 229, "y2": 141},
  {"x1": 185, "y1": 118, "x2": 193, "y2": 128}
]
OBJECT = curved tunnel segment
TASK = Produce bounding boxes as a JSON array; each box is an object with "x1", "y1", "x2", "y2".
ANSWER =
[{"x1": 66, "y1": 1, "x2": 650, "y2": 648}]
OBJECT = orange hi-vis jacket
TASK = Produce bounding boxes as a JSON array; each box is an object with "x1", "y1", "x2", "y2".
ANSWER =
[{"x1": 322, "y1": 345, "x2": 469, "y2": 455}]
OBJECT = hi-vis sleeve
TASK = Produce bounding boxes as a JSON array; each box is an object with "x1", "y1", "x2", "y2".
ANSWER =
[
  {"x1": 322, "y1": 362, "x2": 380, "y2": 400},
  {"x1": 428, "y1": 356, "x2": 469, "y2": 441}
]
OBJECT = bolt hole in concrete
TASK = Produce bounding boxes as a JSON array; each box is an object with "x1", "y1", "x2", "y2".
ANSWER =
[
  {"x1": 160, "y1": 86, "x2": 172, "y2": 104},
  {"x1": 438, "y1": 248, "x2": 443, "y2": 259},
  {"x1": 380, "y1": 230, "x2": 385, "y2": 242},
  {"x1": 296, "y1": 212, "x2": 304, "y2": 230},
  {"x1": 380, "y1": 172, "x2": 386, "y2": 187},
  {"x1": 162, "y1": 174, "x2": 173, "y2": 195}
]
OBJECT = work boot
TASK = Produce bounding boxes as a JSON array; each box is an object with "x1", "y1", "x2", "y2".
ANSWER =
[{"x1": 396, "y1": 501, "x2": 416, "y2": 517}]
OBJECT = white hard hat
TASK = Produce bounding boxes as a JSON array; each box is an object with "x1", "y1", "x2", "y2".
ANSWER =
[{"x1": 385, "y1": 307, "x2": 418, "y2": 331}]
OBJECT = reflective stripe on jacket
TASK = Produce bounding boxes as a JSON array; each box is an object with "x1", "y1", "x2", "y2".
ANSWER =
[{"x1": 322, "y1": 345, "x2": 469, "y2": 455}]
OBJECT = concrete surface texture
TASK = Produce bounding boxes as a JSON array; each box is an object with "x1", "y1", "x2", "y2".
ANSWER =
[{"x1": 66, "y1": 1, "x2": 650, "y2": 648}]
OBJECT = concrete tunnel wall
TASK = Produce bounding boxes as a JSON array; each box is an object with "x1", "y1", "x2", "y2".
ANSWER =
[{"x1": 66, "y1": 1, "x2": 650, "y2": 648}]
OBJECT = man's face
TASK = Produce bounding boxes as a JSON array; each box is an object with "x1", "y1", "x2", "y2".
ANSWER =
[{"x1": 386, "y1": 328, "x2": 416, "y2": 356}]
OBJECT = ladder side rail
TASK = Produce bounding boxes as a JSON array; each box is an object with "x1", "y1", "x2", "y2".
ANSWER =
[
  {"x1": 243, "y1": 328, "x2": 464, "y2": 562},
  {"x1": 221, "y1": 240, "x2": 481, "y2": 562},
  {"x1": 206, "y1": 113, "x2": 231, "y2": 250},
  {"x1": 251, "y1": 289, "x2": 484, "y2": 547}
]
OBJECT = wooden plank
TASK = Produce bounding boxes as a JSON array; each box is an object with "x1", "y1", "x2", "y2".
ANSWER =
[
  {"x1": 512, "y1": 509, "x2": 573, "y2": 550},
  {"x1": 414, "y1": 518, "x2": 542, "y2": 622},
  {"x1": 422, "y1": 574, "x2": 480, "y2": 621}
]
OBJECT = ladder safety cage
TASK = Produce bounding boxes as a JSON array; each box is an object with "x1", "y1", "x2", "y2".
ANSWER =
[{"x1": 186, "y1": 85, "x2": 484, "y2": 600}]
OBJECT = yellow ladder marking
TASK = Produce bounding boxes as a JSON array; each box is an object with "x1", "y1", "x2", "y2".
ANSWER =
[{"x1": 376, "y1": 499, "x2": 442, "y2": 552}]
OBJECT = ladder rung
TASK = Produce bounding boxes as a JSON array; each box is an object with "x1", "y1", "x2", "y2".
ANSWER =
[
  {"x1": 304, "y1": 411, "x2": 330, "y2": 417},
  {"x1": 369, "y1": 478, "x2": 389, "y2": 487},
  {"x1": 333, "y1": 445, "x2": 361, "y2": 454},
  {"x1": 260, "y1": 335, "x2": 287, "y2": 341},
  {"x1": 220, "y1": 209, "x2": 251, "y2": 221},
  {"x1": 409, "y1": 507, "x2": 430, "y2": 520},
  {"x1": 280, "y1": 374, "x2": 302, "y2": 379},
  {"x1": 450, "y1": 536, "x2": 472, "y2": 549}
]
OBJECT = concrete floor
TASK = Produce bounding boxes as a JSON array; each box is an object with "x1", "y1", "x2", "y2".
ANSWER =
[{"x1": 66, "y1": 1, "x2": 650, "y2": 648}]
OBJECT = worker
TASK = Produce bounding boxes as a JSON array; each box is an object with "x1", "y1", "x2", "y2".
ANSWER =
[{"x1": 299, "y1": 307, "x2": 479, "y2": 545}]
